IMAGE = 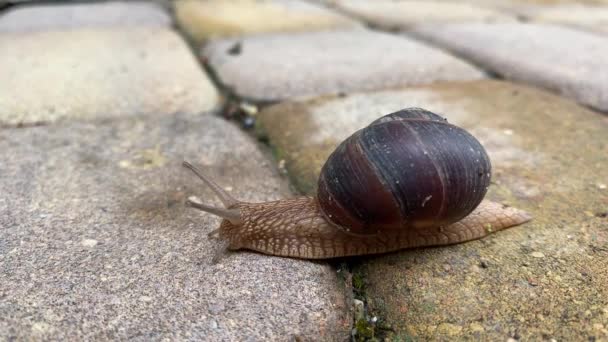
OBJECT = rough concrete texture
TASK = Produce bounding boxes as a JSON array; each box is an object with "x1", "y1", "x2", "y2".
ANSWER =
[
  {"x1": 445, "y1": 0, "x2": 608, "y2": 12},
  {"x1": 174, "y1": 0, "x2": 361, "y2": 44},
  {"x1": 523, "y1": 4, "x2": 608, "y2": 34},
  {"x1": 333, "y1": 0, "x2": 514, "y2": 30},
  {"x1": 0, "y1": 1, "x2": 171, "y2": 32},
  {"x1": 0, "y1": 113, "x2": 350, "y2": 340},
  {"x1": 411, "y1": 23, "x2": 608, "y2": 112},
  {"x1": 319, "y1": 0, "x2": 608, "y2": 14},
  {"x1": 257, "y1": 80, "x2": 608, "y2": 340},
  {"x1": 0, "y1": 27, "x2": 220, "y2": 127},
  {"x1": 203, "y1": 29, "x2": 485, "y2": 102}
]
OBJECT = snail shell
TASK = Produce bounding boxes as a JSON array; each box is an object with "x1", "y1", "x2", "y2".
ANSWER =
[
  {"x1": 184, "y1": 108, "x2": 531, "y2": 259},
  {"x1": 318, "y1": 108, "x2": 491, "y2": 235}
]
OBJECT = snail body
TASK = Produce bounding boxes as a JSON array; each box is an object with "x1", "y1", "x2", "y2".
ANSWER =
[{"x1": 184, "y1": 108, "x2": 531, "y2": 259}]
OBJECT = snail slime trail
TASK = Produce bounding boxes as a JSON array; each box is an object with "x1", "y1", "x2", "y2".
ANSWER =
[{"x1": 184, "y1": 108, "x2": 532, "y2": 259}]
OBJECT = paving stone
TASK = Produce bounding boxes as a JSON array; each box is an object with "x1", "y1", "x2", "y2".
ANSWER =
[
  {"x1": 411, "y1": 23, "x2": 608, "y2": 112},
  {"x1": 257, "y1": 80, "x2": 608, "y2": 340},
  {"x1": 174, "y1": 0, "x2": 361, "y2": 44},
  {"x1": 523, "y1": 4, "x2": 608, "y2": 34},
  {"x1": 0, "y1": 27, "x2": 220, "y2": 127},
  {"x1": 458, "y1": 0, "x2": 608, "y2": 11},
  {"x1": 0, "y1": 1, "x2": 171, "y2": 32},
  {"x1": 332, "y1": 0, "x2": 514, "y2": 30},
  {"x1": 0, "y1": 113, "x2": 350, "y2": 341},
  {"x1": 203, "y1": 29, "x2": 485, "y2": 102}
]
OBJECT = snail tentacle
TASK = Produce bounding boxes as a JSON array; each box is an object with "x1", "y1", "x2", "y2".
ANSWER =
[
  {"x1": 183, "y1": 160, "x2": 238, "y2": 208},
  {"x1": 186, "y1": 197, "x2": 243, "y2": 225}
]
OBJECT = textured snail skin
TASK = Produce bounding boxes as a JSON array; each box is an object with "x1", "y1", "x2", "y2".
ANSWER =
[{"x1": 216, "y1": 197, "x2": 531, "y2": 259}]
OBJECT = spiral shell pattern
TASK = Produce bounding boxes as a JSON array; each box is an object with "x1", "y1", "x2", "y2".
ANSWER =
[{"x1": 317, "y1": 108, "x2": 491, "y2": 235}]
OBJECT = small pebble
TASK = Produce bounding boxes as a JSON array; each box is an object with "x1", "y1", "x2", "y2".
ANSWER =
[
  {"x1": 81, "y1": 239, "x2": 98, "y2": 247},
  {"x1": 239, "y1": 102, "x2": 258, "y2": 115},
  {"x1": 138, "y1": 296, "x2": 152, "y2": 302},
  {"x1": 278, "y1": 159, "x2": 286, "y2": 173},
  {"x1": 208, "y1": 302, "x2": 225, "y2": 315},
  {"x1": 31, "y1": 322, "x2": 51, "y2": 334},
  {"x1": 353, "y1": 299, "x2": 365, "y2": 321},
  {"x1": 597, "y1": 183, "x2": 607, "y2": 190},
  {"x1": 242, "y1": 116, "x2": 255, "y2": 129},
  {"x1": 469, "y1": 322, "x2": 484, "y2": 333},
  {"x1": 227, "y1": 42, "x2": 242, "y2": 55},
  {"x1": 531, "y1": 252, "x2": 545, "y2": 258},
  {"x1": 527, "y1": 277, "x2": 539, "y2": 286}
]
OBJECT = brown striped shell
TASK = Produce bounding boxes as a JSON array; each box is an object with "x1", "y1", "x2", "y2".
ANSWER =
[{"x1": 317, "y1": 108, "x2": 491, "y2": 235}]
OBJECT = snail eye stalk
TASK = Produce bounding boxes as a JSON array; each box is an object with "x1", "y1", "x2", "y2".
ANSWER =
[
  {"x1": 185, "y1": 197, "x2": 242, "y2": 225},
  {"x1": 183, "y1": 161, "x2": 242, "y2": 225}
]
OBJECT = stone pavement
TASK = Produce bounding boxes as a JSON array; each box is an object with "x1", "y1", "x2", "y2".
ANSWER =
[{"x1": 1, "y1": 0, "x2": 607, "y2": 341}]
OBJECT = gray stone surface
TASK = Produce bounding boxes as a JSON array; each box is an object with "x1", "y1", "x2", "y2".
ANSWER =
[
  {"x1": 0, "y1": 27, "x2": 220, "y2": 126},
  {"x1": 524, "y1": 4, "x2": 608, "y2": 34},
  {"x1": 0, "y1": 1, "x2": 171, "y2": 32},
  {"x1": 432, "y1": 0, "x2": 608, "y2": 14},
  {"x1": 0, "y1": 113, "x2": 350, "y2": 340},
  {"x1": 202, "y1": 29, "x2": 485, "y2": 102},
  {"x1": 333, "y1": 0, "x2": 514, "y2": 30},
  {"x1": 174, "y1": 0, "x2": 362, "y2": 44},
  {"x1": 411, "y1": 23, "x2": 608, "y2": 111}
]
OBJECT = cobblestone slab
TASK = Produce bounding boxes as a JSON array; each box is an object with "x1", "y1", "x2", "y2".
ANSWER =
[
  {"x1": 203, "y1": 29, "x2": 485, "y2": 102},
  {"x1": 454, "y1": 0, "x2": 608, "y2": 10},
  {"x1": 524, "y1": 4, "x2": 608, "y2": 34},
  {"x1": 411, "y1": 23, "x2": 608, "y2": 111},
  {"x1": 332, "y1": 0, "x2": 514, "y2": 30},
  {"x1": 0, "y1": 113, "x2": 350, "y2": 341},
  {"x1": 257, "y1": 80, "x2": 607, "y2": 340},
  {"x1": 174, "y1": 0, "x2": 361, "y2": 44},
  {"x1": 0, "y1": 27, "x2": 220, "y2": 126},
  {"x1": 0, "y1": 1, "x2": 171, "y2": 32}
]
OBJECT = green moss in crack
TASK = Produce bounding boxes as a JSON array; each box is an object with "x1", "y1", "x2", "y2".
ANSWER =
[
  {"x1": 335, "y1": 262, "x2": 350, "y2": 285},
  {"x1": 351, "y1": 265, "x2": 396, "y2": 341},
  {"x1": 253, "y1": 119, "x2": 269, "y2": 142},
  {"x1": 388, "y1": 332, "x2": 416, "y2": 342},
  {"x1": 352, "y1": 269, "x2": 366, "y2": 298},
  {"x1": 355, "y1": 318, "x2": 376, "y2": 340}
]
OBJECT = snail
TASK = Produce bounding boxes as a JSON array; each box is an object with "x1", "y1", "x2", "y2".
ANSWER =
[{"x1": 184, "y1": 108, "x2": 531, "y2": 259}]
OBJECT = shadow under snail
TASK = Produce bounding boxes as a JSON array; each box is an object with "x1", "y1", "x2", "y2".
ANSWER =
[{"x1": 183, "y1": 108, "x2": 531, "y2": 259}]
